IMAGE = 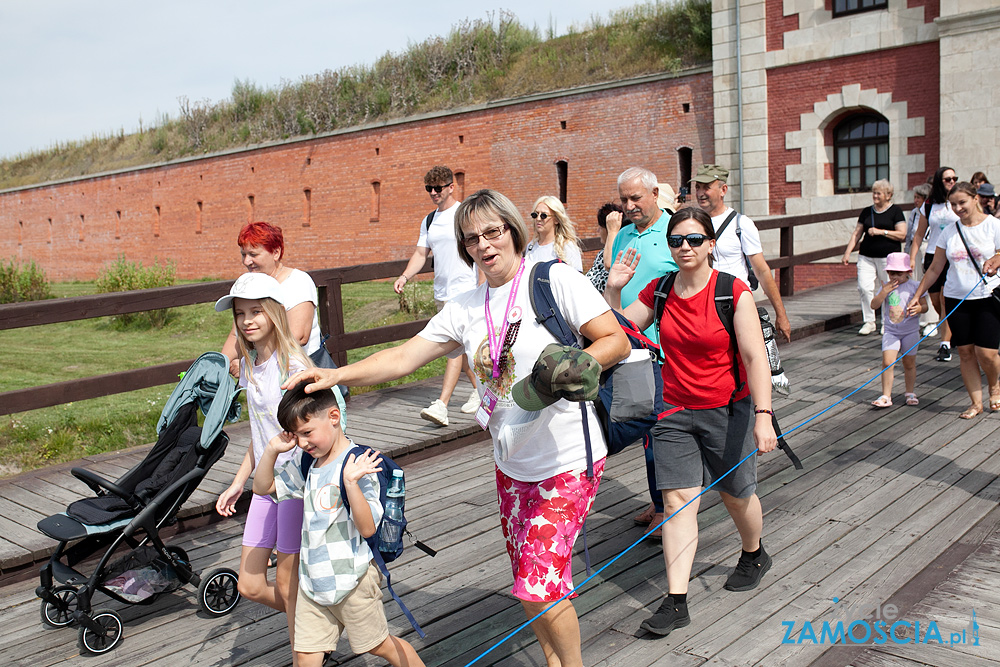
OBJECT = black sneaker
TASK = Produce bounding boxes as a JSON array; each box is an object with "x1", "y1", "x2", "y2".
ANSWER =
[
  {"x1": 936, "y1": 344, "x2": 952, "y2": 362},
  {"x1": 640, "y1": 596, "x2": 690, "y2": 636},
  {"x1": 724, "y1": 545, "x2": 772, "y2": 591}
]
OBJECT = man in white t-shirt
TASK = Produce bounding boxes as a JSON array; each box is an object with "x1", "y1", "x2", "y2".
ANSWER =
[
  {"x1": 394, "y1": 165, "x2": 479, "y2": 426},
  {"x1": 693, "y1": 164, "x2": 792, "y2": 342}
]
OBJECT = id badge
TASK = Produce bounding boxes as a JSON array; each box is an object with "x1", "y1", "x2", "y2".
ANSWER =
[{"x1": 475, "y1": 388, "x2": 499, "y2": 429}]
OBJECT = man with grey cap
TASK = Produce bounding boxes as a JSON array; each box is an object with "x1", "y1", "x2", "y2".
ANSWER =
[{"x1": 693, "y1": 164, "x2": 792, "y2": 342}]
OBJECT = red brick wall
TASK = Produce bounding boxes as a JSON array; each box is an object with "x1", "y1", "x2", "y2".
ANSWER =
[
  {"x1": 766, "y1": 42, "x2": 940, "y2": 213},
  {"x1": 0, "y1": 73, "x2": 714, "y2": 281},
  {"x1": 767, "y1": 0, "x2": 799, "y2": 52}
]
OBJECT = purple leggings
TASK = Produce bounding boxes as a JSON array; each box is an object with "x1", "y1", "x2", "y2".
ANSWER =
[{"x1": 242, "y1": 493, "x2": 303, "y2": 554}]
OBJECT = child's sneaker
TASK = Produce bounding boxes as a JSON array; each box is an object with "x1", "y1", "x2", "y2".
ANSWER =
[
  {"x1": 922, "y1": 323, "x2": 939, "y2": 337},
  {"x1": 936, "y1": 344, "x2": 952, "y2": 362},
  {"x1": 858, "y1": 322, "x2": 876, "y2": 335},
  {"x1": 420, "y1": 399, "x2": 449, "y2": 426}
]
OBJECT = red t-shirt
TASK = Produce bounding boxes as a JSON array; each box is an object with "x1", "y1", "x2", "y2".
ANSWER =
[{"x1": 638, "y1": 271, "x2": 752, "y2": 409}]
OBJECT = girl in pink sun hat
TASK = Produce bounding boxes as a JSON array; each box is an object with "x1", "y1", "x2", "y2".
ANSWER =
[{"x1": 871, "y1": 252, "x2": 929, "y2": 407}]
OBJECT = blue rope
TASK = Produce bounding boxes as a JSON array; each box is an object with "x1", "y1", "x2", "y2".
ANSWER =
[{"x1": 461, "y1": 275, "x2": 988, "y2": 667}]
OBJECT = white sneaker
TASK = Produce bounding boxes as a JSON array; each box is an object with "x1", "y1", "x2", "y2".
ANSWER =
[
  {"x1": 420, "y1": 399, "x2": 449, "y2": 426},
  {"x1": 922, "y1": 323, "x2": 939, "y2": 337},
  {"x1": 858, "y1": 322, "x2": 877, "y2": 335},
  {"x1": 460, "y1": 389, "x2": 481, "y2": 414}
]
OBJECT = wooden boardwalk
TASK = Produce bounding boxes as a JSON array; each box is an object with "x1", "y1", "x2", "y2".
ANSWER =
[{"x1": 2, "y1": 280, "x2": 998, "y2": 666}]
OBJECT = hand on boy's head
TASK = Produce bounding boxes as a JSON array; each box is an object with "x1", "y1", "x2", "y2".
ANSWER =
[
  {"x1": 282, "y1": 367, "x2": 340, "y2": 393},
  {"x1": 343, "y1": 448, "x2": 384, "y2": 485}
]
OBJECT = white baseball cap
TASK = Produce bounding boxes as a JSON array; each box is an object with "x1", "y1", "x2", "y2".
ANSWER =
[{"x1": 215, "y1": 273, "x2": 285, "y2": 311}]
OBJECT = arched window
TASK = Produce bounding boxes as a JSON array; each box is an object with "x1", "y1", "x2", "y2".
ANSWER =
[{"x1": 833, "y1": 114, "x2": 888, "y2": 193}]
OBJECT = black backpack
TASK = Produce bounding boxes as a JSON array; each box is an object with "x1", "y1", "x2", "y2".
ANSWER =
[
  {"x1": 715, "y1": 210, "x2": 759, "y2": 290},
  {"x1": 651, "y1": 271, "x2": 801, "y2": 468},
  {"x1": 527, "y1": 260, "x2": 664, "y2": 465},
  {"x1": 300, "y1": 446, "x2": 435, "y2": 637}
]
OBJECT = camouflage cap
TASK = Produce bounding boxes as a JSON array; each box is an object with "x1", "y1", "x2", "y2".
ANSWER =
[
  {"x1": 511, "y1": 343, "x2": 601, "y2": 412},
  {"x1": 691, "y1": 164, "x2": 729, "y2": 184}
]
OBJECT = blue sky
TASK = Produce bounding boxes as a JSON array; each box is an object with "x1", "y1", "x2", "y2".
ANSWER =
[{"x1": 0, "y1": 0, "x2": 640, "y2": 160}]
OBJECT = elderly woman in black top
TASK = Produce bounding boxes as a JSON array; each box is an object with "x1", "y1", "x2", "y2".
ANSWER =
[{"x1": 841, "y1": 179, "x2": 906, "y2": 335}]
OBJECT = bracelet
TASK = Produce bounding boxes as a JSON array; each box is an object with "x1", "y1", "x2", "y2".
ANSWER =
[{"x1": 754, "y1": 408, "x2": 774, "y2": 416}]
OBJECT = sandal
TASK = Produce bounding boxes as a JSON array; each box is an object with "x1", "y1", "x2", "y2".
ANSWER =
[
  {"x1": 871, "y1": 395, "x2": 892, "y2": 408},
  {"x1": 634, "y1": 504, "x2": 657, "y2": 526},
  {"x1": 989, "y1": 388, "x2": 1000, "y2": 412},
  {"x1": 960, "y1": 406, "x2": 983, "y2": 420},
  {"x1": 905, "y1": 393, "x2": 919, "y2": 406}
]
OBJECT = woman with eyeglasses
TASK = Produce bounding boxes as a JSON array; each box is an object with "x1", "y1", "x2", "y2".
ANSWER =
[
  {"x1": 907, "y1": 181, "x2": 1000, "y2": 419},
  {"x1": 910, "y1": 166, "x2": 961, "y2": 359},
  {"x1": 524, "y1": 196, "x2": 583, "y2": 271},
  {"x1": 605, "y1": 206, "x2": 776, "y2": 638},
  {"x1": 840, "y1": 179, "x2": 907, "y2": 336},
  {"x1": 286, "y1": 189, "x2": 629, "y2": 667}
]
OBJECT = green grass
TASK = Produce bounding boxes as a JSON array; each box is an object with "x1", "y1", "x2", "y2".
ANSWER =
[{"x1": 0, "y1": 279, "x2": 441, "y2": 477}]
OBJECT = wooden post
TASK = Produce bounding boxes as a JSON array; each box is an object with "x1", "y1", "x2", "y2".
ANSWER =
[
  {"x1": 779, "y1": 222, "x2": 795, "y2": 296},
  {"x1": 317, "y1": 276, "x2": 347, "y2": 367}
]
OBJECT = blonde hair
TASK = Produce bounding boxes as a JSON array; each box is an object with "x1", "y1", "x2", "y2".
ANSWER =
[
  {"x1": 533, "y1": 196, "x2": 581, "y2": 264},
  {"x1": 872, "y1": 179, "x2": 894, "y2": 199},
  {"x1": 233, "y1": 297, "x2": 313, "y2": 386}
]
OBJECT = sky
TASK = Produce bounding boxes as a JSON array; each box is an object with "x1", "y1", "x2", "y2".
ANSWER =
[{"x1": 0, "y1": 0, "x2": 641, "y2": 161}]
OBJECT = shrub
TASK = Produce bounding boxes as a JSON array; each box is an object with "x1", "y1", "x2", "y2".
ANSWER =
[
  {"x1": 0, "y1": 257, "x2": 52, "y2": 303},
  {"x1": 96, "y1": 255, "x2": 177, "y2": 329}
]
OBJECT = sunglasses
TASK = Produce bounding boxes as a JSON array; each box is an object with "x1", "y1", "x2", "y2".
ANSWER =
[
  {"x1": 943, "y1": 176, "x2": 958, "y2": 183},
  {"x1": 530, "y1": 212, "x2": 549, "y2": 220},
  {"x1": 425, "y1": 182, "x2": 453, "y2": 193},
  {"x1": 667, "y1": 233, "x2": 710, "y2": 248},
  {"x1": 461, "y1": 224, "x2": 509, "y2": 247}
]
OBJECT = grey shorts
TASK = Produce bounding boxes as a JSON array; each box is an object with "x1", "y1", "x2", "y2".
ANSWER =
[{"x1": 651, "y1": 395, "x2": 758, "y2": 498}]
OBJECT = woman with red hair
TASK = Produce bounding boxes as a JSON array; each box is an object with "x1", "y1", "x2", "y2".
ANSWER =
[{"x1": 221, "y1": 222, "x2": 321, "y2": 376}]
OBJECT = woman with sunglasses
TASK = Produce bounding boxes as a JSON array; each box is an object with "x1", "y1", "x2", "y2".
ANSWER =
[
  {"x1": 910, "y1": 167, "x2": 961, "y2": 357},
  {"x1": 907, "y1": 181, "x2": 1000, "y2": 419},
  {"x1": 287, "y1": 189, "x2": 629, "y2": 667},
  {"x1": 524, "y1": 196, "x2": 583, "y2": 271},
  {"x1": 605, "y1": 206, "x2": 777, "y2": 638}
]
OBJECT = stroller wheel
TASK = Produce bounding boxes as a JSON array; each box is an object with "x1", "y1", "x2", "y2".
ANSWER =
[
  {"x1": 40, "y1": 585, "x2": 80, "y2": 628},
  {"x1": 78, "y1": 609, "x2": 124, "y2": 654},
  {"x1": 198, "y1": 568, "x2": 241, "y2": 617}
]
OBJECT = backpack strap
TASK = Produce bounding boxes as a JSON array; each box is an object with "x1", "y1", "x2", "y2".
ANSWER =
[
  {"x1": 652, "y1": 271, "x2": 678, "y2": 343},
  {"x1": 335, "y1": 444, "x2": 427, "y2": 639},
  {"x1": 528, "y1": 260, "x2": 578, "y2": 348},
  {"x1": 423, "y1": 210, "x2": 436, "y2": 232},
  {"x1": 715, "y1": 209, "x2": 739, "y2": 238},
  {"x1": 713, "y1": 271, "x2": 744, "y2": 416}
]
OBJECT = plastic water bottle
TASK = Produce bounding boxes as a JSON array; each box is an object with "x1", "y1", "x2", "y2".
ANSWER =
[{"x1": 378, "y1": 469, "x2": 405, "y2": 549}]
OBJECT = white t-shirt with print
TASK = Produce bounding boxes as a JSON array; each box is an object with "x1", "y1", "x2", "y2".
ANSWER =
[
  {"x1": 924, "y1": 202, "x2": 960, "y2": 255},
  {"x1": 524, "y1": 239, "x2": 583, "y2": 272},
  {"x1": 274, "y1": 443, "x2": 382, "y2": 605},
  {"x1": 711, "y1": 208, "x2": 763, "y2": 284},
  {"x1": 936, "y1": 215, "x2": 1000, "y2": 300},
  {"x1": 279, "y1": 268, "x2": 321, "y2": 354},
  {"x1": 416, "y1": 202, "x2": 478, "y2": 301},
  {"x1": 240, "y1": 351, "x2": 307, "y2": 470},
  {"x1": 419, "y1": 261, "x2": 609, "y2": 481}
]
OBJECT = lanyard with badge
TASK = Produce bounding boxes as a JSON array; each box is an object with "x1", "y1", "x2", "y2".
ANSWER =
[{"x1": 475, "y1": 259, "x2": 525, "y2": 429}]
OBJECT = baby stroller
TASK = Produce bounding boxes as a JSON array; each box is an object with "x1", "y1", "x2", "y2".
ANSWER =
[{"x1": 35, "y1": 352, "x2": 244, "y2": 654}]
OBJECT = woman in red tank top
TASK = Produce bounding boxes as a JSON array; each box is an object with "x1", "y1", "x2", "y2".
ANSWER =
[{"x1": 604, "y1": 206, "x2": 777, "y2": 638}]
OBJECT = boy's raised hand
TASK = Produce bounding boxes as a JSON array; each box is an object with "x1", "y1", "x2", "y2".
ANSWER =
[
  {"x1": 344, "y1": 448, "x2": 384, "y2": 485},
  {"x1": 267, "y1": 431, "x2": 298, "y2": 454}
]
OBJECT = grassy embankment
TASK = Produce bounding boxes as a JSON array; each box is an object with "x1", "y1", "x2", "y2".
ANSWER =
[
  {"x1": 0, "y1": 0, "x2": 710, "y2": 189},
  {"x1": 0, "y1": 279, "x2": 439, "y2": 477}
]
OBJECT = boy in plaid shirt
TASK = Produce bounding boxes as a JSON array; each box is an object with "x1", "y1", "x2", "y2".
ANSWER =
[{"x1": 254, "y1": 382, "x2": 424, "y2": 667}]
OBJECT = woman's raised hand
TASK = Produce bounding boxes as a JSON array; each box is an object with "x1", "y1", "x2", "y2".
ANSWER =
[
  {"x1": 607, "y1": 248, "x2": 640, "y2": 291},
  {"x1": 606, "y1": 210, "x2": 623, "y2": 235}
]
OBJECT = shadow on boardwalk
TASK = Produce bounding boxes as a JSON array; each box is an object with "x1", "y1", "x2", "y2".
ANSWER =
[{"x1": 1, "y1": 280, "x2": 999, "y2": 666}]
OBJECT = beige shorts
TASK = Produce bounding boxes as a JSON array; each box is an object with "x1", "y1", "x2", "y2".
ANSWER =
[{"x1": 293, "y1": 563, "x2": 389, "y2": 655}]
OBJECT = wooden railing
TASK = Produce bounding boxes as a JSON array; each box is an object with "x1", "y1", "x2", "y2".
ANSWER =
[{"x1": 0, "y1": 205, "x2": 896, "y2": 415}]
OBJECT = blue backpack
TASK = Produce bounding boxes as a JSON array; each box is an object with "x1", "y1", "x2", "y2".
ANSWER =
[
  {"x1": 527, "y1": 260, "x2": 665, "y2": 463},
  {"x1": 300, "y1": 446, "x2": 434, "y2": 637}
]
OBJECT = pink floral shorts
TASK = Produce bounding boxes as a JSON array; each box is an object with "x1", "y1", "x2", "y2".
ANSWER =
[{"x1": 495, "y1": 459, "x2": 605, "y2": 602}]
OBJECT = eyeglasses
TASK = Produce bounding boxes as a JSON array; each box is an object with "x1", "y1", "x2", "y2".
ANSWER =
[
  {"x1": 530, "y1": 211, "x2": 549, "y2": 220},
  {"x1": 461, "y1": 224, "x2": 509, "y2": 247},
  {"x1": 667, "y1": 233, "x2": 710, "y2": 248},
  {"x1": 943, "y1": 176, "x2": 958, "y2": 183},
  {"x1": 425, "y1": 183, "x2": 453, "y2": 193}
]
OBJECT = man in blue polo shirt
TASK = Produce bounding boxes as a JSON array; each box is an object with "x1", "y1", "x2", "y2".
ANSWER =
[
  {"x1": 608, "y1": 166, "x2": 677, "y2": 540},
  {"x1": 610, "y1": 166, "x2": 678, "y2": 339}
]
